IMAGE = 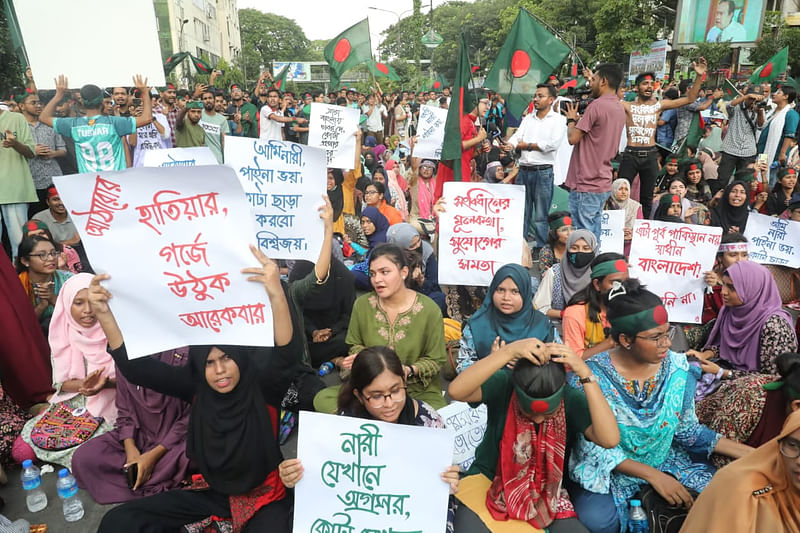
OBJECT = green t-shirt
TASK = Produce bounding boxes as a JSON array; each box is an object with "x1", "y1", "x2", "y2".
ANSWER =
[
  {"x1": 175, "y1": 121, "x2": 206, "y2": 149},
  {"x1": 0, "y1": 110, "x2": 36, "y2": 204},
  {"x1": 467, "y1": 369, "x2": 592, "y2": 480},
  {"x1": 53, "y1": 115, "x2": 136, "y2": 173},
  {"x1": 199, "y1": 111, "x2": 229, "y2": 163}
]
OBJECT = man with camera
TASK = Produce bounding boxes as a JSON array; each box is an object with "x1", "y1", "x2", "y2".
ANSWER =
[
  {"x1": 619, "y1": 58, "x2": 707, "y2": 217},
  {"x1": 563, "y1": 64, "x2": 626, "y2": 238},
  {"x1": 716, "y1": 87, "x2": 766, "y2": 191},
  {"x1": 508, "y1": 83, "x2": 566, "y2": 248}
]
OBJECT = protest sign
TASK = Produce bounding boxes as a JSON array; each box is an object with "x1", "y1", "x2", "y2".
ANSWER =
[
  {"x1": 744, "y1": 212, "x2": 800, "y2": 268},
  {"x1": 439, "y1": 182, "x2": 525, "y2": 286},
  {"x1": 628, "y1": 220, "x2": 722, "y2": 324},
  {"x1": 53, "y1": 166, "x2": 273, "y2": 359},
  {"x1": 307, "y1": 103, "x2": 360, "y2": 168},
  {"x1": 414, "y1": 105, "x2": 448, "y2": 159},
  {"x1": 294, "y1": 411, "x2": 454, "y2": 533},
  {"x1": 14, "y1": 0, "x2": 166, "y2": 90},
  {"x1": 438, "y1": 402, "x2": 488, "y2": 471},
  {"x1": 224, "y1": 136, "x2": 326, "y2": 262},
  {"x1": 142, "y1": 147, "x2": 218, "y2": 168},
  {"x1": 599, "y1": 210, "x2": 625, "y2": 255}
]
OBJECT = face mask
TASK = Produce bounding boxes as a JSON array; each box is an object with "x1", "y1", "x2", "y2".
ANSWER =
[{"x1": 568, "y1": 251, "x2": 594, "y2": 269}]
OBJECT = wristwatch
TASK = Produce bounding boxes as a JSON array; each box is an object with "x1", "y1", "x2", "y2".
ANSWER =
[
  {"x1": 579, "y1": 374, "x2": 597, "y2": 385},
  {"x1": 566, "y1": 118, "x2": 577, "y2": 125},
  {"x1": 407, "y1": 366, "x2": 416, "y2": 378}
]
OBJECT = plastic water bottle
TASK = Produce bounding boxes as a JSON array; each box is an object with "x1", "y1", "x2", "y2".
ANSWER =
[
  {"x1": 21, "y1": 460, "x2": 47, "y2": 513},
  {"x1": 318, "y1": 362, "x2": 335, "y2": 376},
  {"x1": 628, "y1": 499, "x2": 648, "y2": 533},
  {"x1": 56, "y1": 468, "x2": 84, "y2": 522}
]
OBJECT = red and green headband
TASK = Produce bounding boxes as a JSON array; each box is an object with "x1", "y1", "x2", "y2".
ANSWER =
[
  {"x1": 514, "y1": 384, "x2": 565, "y2": 416},
  {"x1": 610, "y1": 304, "x2": 669, "y2": 337},
  {"x1": 659, "y1": 194, "x2": 681, "y2": 208},
  {"x1": 591, "y1": 259, "x2": 628, "y2": 279},
  {"x1": 549, "y1": 215, "x2": 572, "y2": 230}
]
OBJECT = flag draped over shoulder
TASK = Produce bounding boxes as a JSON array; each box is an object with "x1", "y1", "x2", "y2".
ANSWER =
[
  {"x1": 483, "y1": 9, "x2": 570, "y2": 120},
  {"x1": 749, "y1": 47, "x2": 788, "y2": 84},
  {"x1": 324, "y1": 18, "x2": 372, "y2": 89}
]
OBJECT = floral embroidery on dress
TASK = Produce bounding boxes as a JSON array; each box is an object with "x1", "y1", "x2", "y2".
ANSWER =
[{"x1": 377, "y1": 327, "x2": 389, "y2": 342}]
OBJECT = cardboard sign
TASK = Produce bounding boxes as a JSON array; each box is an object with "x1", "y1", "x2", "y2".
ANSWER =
[
  {"x1": 438, "y1": 402, "x2": 488, "y2": 471},
  {"x1": 599, "y1": 210, "x2": 626, "y2": 255},
  {"x1": 414, "y1": 105, "x2": 447, "y2": 159},
  {"x1": 307, "y1": 103, "x2": 360, "y2": 169},
  {"x1": 53, "y1": 166, "x2": 273, "y2": 358},
  {"x1": 744, "y1": 212, "x2": 800, "y2": 268}
]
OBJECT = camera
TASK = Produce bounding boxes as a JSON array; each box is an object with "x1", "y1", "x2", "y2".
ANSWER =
[{"x1": 755, "y1": 100, "x2": 770, "y2": 109}]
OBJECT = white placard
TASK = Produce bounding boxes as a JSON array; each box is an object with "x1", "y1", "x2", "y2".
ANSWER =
[
  {"x1": 224, "y1": 136, "x2": 326, "y2": 261},
  {"x1": 414, "y1": 105, "x2": 448, "y2": 159},
  {"x1": 53, "y1": 166, "x2": 273, "y2": 359},
  {"x1": 628, "y1": 220, "x2": 722, "y2": 324},
  {"x1": 294, "y1": 411, "x2": 454, "y2": 533},
  {"x1": 599, "y1": 210, "x2": 625, "y2": 255},
  {"x1": 307, "y1": 103, "x2": 360, "y2": 169},
  {"x1": 142, "y1": 147, "x2": 218, "y2": 168},
  {"x1": 439, "y1": 182, "x2": 525, "y2": 286},
  {"x1": 744, "y1": 212, "x2": 800, "y2": 268},
  {"x1": 14, "y1": 0, "x2": 166, "y2": 90},
  {"x1": 438, "y1": 402, "x2": 488, "y2": 471}
]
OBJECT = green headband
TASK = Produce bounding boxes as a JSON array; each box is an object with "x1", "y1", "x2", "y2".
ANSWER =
[
  {"x1": 186, "y1": 101, "x2": 203, "y2": 109},
  {"x1": 549, "y1": 215, "x2": 573, "y2": 230},
  {"x1": 659, "y1": 194, "x2": 681, "y2": 208},
  {"x1": 609, "y1": 305, "x2": 669, "y2": 338},
  {"x1": 591, "y1": 258, "x2": 628, "y2": 279},
  {"x1": 12, "y1": 90, "x2": 32, "y2": 104},
  {"x1": 762, "y1": 381, "x2": 800, "y2": 399},
  {"x1": 514, "y1": 384, "x2": 565, "y2": 416}
]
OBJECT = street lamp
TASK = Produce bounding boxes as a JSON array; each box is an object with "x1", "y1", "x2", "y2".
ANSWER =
[{"x1": 178, "y1": 18, "x2": 190, "y2": 88}]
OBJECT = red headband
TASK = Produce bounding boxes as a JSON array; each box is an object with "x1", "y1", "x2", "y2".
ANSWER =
[
  {"x1": 671, "y1": 195, "x2": 680, "y2": 203},
  {"x1": 47, "y1": 186, "x2": 59, "y2": 199},
  {"x1": 689, "y1": 164, "x2": 698, "y2": 170}
]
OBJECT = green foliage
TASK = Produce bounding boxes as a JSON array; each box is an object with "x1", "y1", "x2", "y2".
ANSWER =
[
  {"x1": 750, "y1": 13, "x2": 800, "y2": 76},
  {"x1": 680, "y1": 41, "x2": 733, "y2": 71},
  {"x1": 593, "y1": 0, "x2": 663, "y2": 62},
  {"x1": 0, "y1": 5, "x2": 24, "y2": 97},
  {"x1": 239, "y1": 9, "x2": 310, "y2": 84}
]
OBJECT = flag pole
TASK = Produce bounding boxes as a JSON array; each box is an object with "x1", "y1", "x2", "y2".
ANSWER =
[{"x1": 522, "y1": 9, "x2": 586, "y2": 72}]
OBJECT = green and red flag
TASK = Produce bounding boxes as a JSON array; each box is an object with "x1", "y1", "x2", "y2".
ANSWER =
[
  {"x1": 368, "y1": 60, "x2": 400, "y2": 81},
  {"x1": 721, "y1": 78, "x2": 740, "y2": 101},
  {"x1": 190, "y1": 55, "x2": 213, "y2": 75},
  {"x1": 482, "y1": 9, "x2": 571, "y2": 120},
  {"x1": 272, "y1": 63, "x2": 290, "y2": 90},
  {"x1": 164, "y1": 52, "x2": 189, "y2": 75},
  {"x1": 675, "y1": 112, "x2": 705, "y2": 158},
  {"x1": 749, "y1": 47, "x2": 788, "y2": 84},
  {"x1": 324, "y1": 18, "x2": 373, "y2": 89},
  {"x1": 434, "y1": 33, "x2": 478, "y2": 197}
]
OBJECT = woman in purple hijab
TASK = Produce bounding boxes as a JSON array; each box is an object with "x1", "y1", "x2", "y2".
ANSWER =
[
  {"x1": 72, "y1": 348, "x2": 192, "y2": 504},
  {"x1": 692, "y1": 261, "x2": 797, "y2": 379}
]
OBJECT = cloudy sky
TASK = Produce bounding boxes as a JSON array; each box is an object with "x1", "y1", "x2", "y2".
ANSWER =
[{"x1": 238, "y1": 0, "x2": 471, "y2": 51}]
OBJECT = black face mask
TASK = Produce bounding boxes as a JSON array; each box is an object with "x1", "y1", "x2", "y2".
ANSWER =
[{"x1": 568, "y1": 251, "x2": 595, "y2": 269}]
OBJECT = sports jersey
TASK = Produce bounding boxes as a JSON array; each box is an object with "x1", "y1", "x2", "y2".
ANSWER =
[{"x1": 53, "y1": 115, "x2": 136, "y2": 173}]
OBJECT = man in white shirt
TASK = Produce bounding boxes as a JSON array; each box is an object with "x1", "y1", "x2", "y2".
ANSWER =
[
  {"x1": 706, "y1": 0, "x2": 747, "y2": 42},
  {"x1": 508, "y1": 83, "x2": 566, "y2": 247},
  {"x1": 259, "y1": 88, "x2": 306, "y2": 141},
  {"x1": 128, "y1": 91, "x2": 172, "y2": 167},
  {"x1": 361, "y1": 93, "x2": 387, "y2": 145}
]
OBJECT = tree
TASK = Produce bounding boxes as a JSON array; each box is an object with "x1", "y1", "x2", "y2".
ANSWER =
[
  {"x1": 680, "y1": 41, "x2": 734, "y2": 72},
  {"x1": 592, "y1": 0, "x2": 663, "y2": 62},
  {"x1": 0, "y1": 5, "x2": 24, "y2": 97},
  {"x1": 750, "y1": 12, "x2": 800, "y2": 77},
  {"x1": 238, "y1": 9, "x2": 310, "y2": 83}
]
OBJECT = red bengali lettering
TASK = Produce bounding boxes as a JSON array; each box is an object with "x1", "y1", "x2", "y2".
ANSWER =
[{"x1": 70, "y1": 175, "x2": 129, "y2": 237}]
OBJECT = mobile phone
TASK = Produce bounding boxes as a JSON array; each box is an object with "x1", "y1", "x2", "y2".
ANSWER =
[
  {"x1": 124, "y1": 463, "x2": 138, "y2": 489},
  {"x1": 757, "y1": 153, "x2": 768, "y2": 166},
  {"x1": 132, "y1": 98, "x2": 142, "y2": 107}
]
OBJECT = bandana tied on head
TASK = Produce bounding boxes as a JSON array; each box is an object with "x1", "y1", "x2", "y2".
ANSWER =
[
  {"x1": 607, "y1": 281, "x2": 669, "y2": 337},
  {"x1": 47, "y1": 186, "x2": 59, "y2": 200},
  {"x1": 549, "y1": 215, "x2": 572, "y2": 230},
  {"x1": 718, "y1": 242, "x2": 748, "y2": 253},
  {"x1": 591, "y1": 258, "x2": 628, "y2": 279},
  {"x1": 186, "y1": 101, "x2": 203, "y2": 109},
  {"x1": 22, "y1": 219, "x2": 49, "y2": 236}
]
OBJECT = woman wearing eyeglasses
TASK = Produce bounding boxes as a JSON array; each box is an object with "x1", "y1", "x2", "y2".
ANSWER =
[
  {"x1": 681, "y1": 409, "x2": 800, "y2": 533},
  {"x1": 279, "y1": 346, "x2": 460, "y2": 531},
  {"x1": 567, "y1": 278, "x2": 753, "y2": 533},
  {"x1": 16, "y1": 234, "x2": 73, "y2": 332}
]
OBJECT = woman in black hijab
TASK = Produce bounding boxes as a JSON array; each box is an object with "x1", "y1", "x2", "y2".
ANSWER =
[
  {"x1": 711, "y1": 181, "x2": 751, "y2": 234},
  {"x1": 93, "y1": 245, "x2": 299, "y2": 532}
]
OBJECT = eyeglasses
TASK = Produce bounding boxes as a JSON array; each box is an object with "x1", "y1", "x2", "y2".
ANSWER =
[
  {"x1": 363, "y1": 387, "x2": 406, "y2": 408},
  {"x1": 779, "y1": 437, "x2": 800, "y2": 459},
  {"x1": 28, "y1": 251, "x2": 59, "y2": 261},
  {"x1": 635, "y1": 326, "x2": 676, "y2": 347},
  {"x1": 364, "y1": 190, "x2": 379, "y2": 196}
]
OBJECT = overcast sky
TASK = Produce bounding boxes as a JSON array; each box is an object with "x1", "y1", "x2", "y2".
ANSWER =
[{"x1": 238, "y1": 0, "x2": 472, "y2": 51}]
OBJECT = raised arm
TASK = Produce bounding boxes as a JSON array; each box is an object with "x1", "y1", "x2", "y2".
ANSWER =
[
  {"x1": 241, "y1": 245, "x2": 292, "y2": 346},
  {"x1": 132, "y1": 75, "x2": 153, "y2": 129},
  {"x1": 40, "y1": 74, "x2": 69, "y2": 128},
  {"x1": 662, "y1": 58, "x2": 707, "y2": 110}
]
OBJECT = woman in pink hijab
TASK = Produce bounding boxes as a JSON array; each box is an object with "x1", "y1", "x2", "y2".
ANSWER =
[{"x1": 18, "y1": 273, "x2": 116, "y2": 468}]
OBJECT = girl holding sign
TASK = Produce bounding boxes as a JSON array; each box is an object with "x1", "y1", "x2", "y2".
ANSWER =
[{"x1": 91, "y1": 245, "x2": 300, "y2": 532}]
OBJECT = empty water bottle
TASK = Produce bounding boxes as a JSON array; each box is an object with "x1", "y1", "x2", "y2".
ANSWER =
[
  {"x1": 56, "y1": 468, "x2": 84, "y2": 522},
  {"x1": 318, "y1": 362, "x2": 335, "y2": 376},
  {"x1": 21, "y1": 460, "x2": 47, "y2": 513},
  {"x1": 628, "y1": 498, "x2": 648, "y2": 533}
]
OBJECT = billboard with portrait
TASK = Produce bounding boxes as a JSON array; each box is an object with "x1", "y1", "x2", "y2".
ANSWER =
[{"x1": 674, "y1": 0, "x2": 766, "y2": 46}]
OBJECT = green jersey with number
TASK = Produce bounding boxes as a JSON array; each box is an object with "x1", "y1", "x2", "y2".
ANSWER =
[{"x1": 54, "y1": 115, "x2": 136, "y2": 173}]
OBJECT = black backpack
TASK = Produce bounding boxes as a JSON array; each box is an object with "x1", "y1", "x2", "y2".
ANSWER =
[{"x1": 637, "y1": 484, "x2": 699, "y2": 533}]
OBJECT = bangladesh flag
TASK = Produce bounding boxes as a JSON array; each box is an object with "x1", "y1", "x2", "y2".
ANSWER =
[
  {"x1": 434, "y1": 33, "x2": 478, "y2": 198},
  {"x1": 483, "y1": 9, "x2": 570, "y2": 121},
  {"x1": 368, "y1": 60, "x2": 400, "y2": 81},
  {"x1": 324, "y1": 18, "x2": 372, "y2": 89},
  {"x1": 749, "y1": 47, "x2": 788, "y2": 84},
  {"x1": 164, "y1": 52, "x2": 189, "y2": 75},
  {"x1": 721, "y1": 78, "x2": 740, "y2": 101},
  {"x1": 675, "y1": 112, "x2": 705, "y2": 157},
  {"x1": 272, "y1": 64, "x2": 290, "y2": 91},
  {"x1": 190, "y1": 55, "x2": 213, "y2": 75}
]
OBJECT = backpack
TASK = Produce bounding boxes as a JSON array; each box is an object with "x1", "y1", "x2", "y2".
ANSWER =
[{"x1": 637, "y1": 484, "x2": 699, "y2": 533}]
